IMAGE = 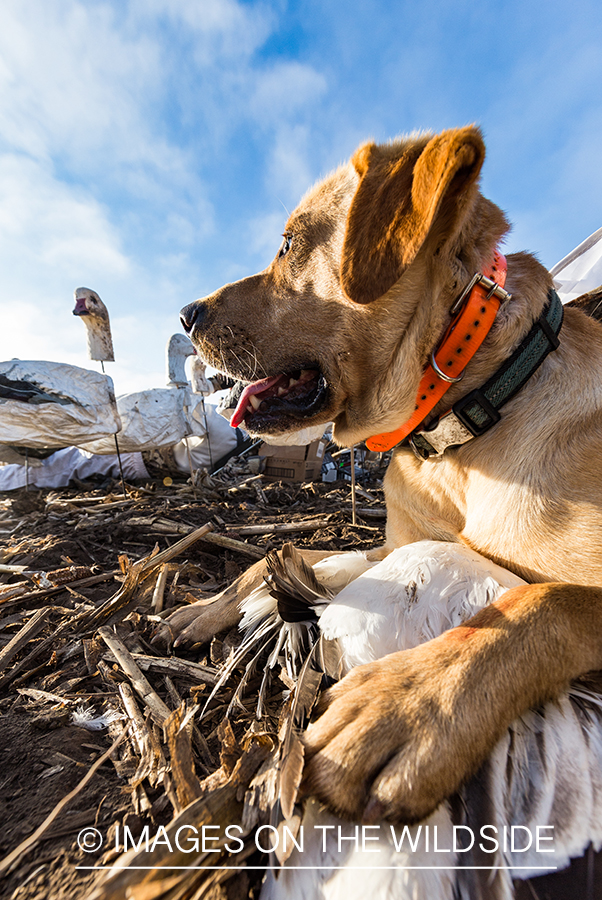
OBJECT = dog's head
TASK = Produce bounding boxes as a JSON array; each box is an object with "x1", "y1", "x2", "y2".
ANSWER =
[{"x1": 181, "y1": 126, "x2": 509, "y2": 446}]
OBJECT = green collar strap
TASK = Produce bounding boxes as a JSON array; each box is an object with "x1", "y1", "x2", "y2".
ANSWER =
[{"x1": 408, "y1": 288, "x2": 564, "y2": 460}]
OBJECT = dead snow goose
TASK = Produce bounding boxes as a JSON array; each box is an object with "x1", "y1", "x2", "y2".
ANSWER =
[{"x1": 224, "y1": 541, "x2": 602, "y2": 900}]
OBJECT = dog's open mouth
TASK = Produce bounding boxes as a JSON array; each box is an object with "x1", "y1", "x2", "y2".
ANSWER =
[{"x1": 229, "y1": 368, "x2": 328, "y2": 431}]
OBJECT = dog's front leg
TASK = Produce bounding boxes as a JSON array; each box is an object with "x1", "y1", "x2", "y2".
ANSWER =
[{"x1": 302, "y1": 582, "x2": 602, "y2": 823}]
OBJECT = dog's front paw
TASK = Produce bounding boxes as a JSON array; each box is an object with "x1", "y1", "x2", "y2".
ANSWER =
[{"x1": 302, "y1": 639, "x2": 488, "y2": 824}]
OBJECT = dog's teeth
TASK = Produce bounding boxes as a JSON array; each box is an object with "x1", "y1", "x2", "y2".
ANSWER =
[
  {"x1": 277, "y1": 386, "x2": 287, "y2": 396},
  {"x1": 246, "y1": 403, "x2": 253, "y2": 414},
  {"x1": 249, "y1": 395, "x2": 262, "y2": 410},
  {"x1": 288, "y1": 377, "x2": 299, "y2": 388}
]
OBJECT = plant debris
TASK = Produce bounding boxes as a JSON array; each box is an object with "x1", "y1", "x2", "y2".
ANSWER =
[{"x1": 0, "y1": 452, "x2": 387, "y2": 900}]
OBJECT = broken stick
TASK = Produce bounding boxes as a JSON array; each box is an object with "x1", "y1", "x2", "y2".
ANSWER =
[{"x1": 99, "y1": 626, "x2": 171, "y2": 725}]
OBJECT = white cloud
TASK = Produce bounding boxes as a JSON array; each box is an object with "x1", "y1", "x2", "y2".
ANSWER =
[
  {"x1": 0, "y1": 271, "x2": 188, "y2": 396},
  {"x1": 0, "y1": 154, "x2": 129, "y2": 275},
  {"x1": 0, "y1": 1, "x2": 212, "y2": 390},
  {"x1": 248, "y1": 60, "x2": 328, "y2": 201},
  {"x1": 0, "y1": 2, "x2": 163, "y2": 169},
  {"x1": 134, "y1": 0, "x2": 273, "y2": 64},
  {"x1": 250, "y1": 61, "x2": 327, "y2": 124},
  {"x1": 0, "y1": 0, "x2": 335, "y2": 398},
  {"x1": 246, "y1": 210, "x2": 286, "y2": 264},
  {"x1": 266, "y1": 123, "x2": 317, "y2": 204}
]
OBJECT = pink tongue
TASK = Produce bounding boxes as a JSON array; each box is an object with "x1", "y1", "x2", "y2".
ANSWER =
[{"x1": 230, "y1": 375, "x2": 283, "y2": 427}]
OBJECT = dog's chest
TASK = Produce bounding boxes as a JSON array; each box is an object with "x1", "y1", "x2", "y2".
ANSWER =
[{"x1": 384, "y1": 448, "x2": 602, "y2": 583}]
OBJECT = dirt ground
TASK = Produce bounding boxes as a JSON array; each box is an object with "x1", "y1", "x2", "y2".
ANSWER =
[{"x1": 0, "y1": 456, "x2": 386, "y2": 900}]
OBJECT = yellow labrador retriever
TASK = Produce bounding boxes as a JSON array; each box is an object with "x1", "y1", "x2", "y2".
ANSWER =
[{"x1": 172, "y1": 126, "x2": 602, "y2": 825}]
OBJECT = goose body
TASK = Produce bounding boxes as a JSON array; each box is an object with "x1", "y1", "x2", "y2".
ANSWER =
[
  {"x1": 170, "y1": 351, "x2": 242, "y2": 473},
  {"x1": 236, "y1": 542, "x2": 602, "y2": 900},
  {"x1": 0, "y1": 289, "x2": 118, "y2": 469},
  {"x1": 74, "y1": 302, "x2": 239, "y2": 460},
  {"x1": 73, "y1": 290, "x2": 196, "y2": 453},
  {"x1": 0, "y1": 358, "x2": 120, "y2": 452},
  {"x1": 0, "y1": 289, "x2": 117, "y2": 461},
  {"x1": 79, "y1": 331, "x2": 197, "y2": 454}
]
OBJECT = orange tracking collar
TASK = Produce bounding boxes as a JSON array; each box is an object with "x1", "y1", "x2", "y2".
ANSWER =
[{"x1": 366, "y1": 251, "x2": 511, "y2": 452}]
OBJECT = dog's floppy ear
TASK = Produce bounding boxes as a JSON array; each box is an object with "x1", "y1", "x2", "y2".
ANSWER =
[{"x1": 340, "y1": 126, "x2": 486, "y2": 304}]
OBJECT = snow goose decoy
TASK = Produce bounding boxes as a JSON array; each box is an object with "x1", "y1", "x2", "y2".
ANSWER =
[
  {"x1": 72, "y1": 294, "x2": 239, "y2": 467},
  {"x1": 73, "y1": 286, "x2": 115, "y2": 362},
  {"x1": 77, "y1": 332, "x2": 196, "y2": 454},
  {"x1": 0, "y1": 289, "x2": 118, "y2": 469},
  {"x1": 0, "y1": 358, "x2": 120, "y2": 461}
]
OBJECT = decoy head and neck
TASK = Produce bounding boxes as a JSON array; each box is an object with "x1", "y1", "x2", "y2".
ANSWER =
[
  {"x1": 165, "y1": 333, "x2": 196, "y2": 387},
  {"x1": 73, "y1": 287, "x2": 115, "y2": 363}
]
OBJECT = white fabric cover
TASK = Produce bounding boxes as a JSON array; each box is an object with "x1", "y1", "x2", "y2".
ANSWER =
[
  {"x1": 0, "y1": 446, "x2": 148, "y2": 491},
  {"x1": 80, "y1": 388, "x2": 240, "y2": 456},
  {"x1": 80, "y1": 388, "x2": 189, "y2": 453},
  {"x1": 172, "y1": 399, "x2": 240, "y2": 472},
  {"x1": 0, "y1": 359, "x2": 121, "y2": 449},
  {"x1": 552, "y1": 225, "x2": 602, "y2": 303}
]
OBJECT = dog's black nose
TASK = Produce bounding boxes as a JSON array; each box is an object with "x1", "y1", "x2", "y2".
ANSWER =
[{"x1": 180, "y1": 301, "x2": 203, "y2": 335}]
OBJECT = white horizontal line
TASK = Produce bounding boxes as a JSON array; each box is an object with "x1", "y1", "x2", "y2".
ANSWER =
[{"x1": 76, "y1": 865, "x2": 558, "y2": 871}]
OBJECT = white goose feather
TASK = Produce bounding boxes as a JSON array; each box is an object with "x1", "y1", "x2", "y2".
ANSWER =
[{"x1": 234, "y1": 541, "x2": 602, "y2": 900}]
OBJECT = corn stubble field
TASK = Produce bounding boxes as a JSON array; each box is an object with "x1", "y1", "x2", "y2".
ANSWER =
[{"x1": 0, "y1": 454, "x2": 386, "y2": 900}]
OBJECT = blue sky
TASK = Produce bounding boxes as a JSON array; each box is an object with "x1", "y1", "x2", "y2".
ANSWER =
[{"x1": 1, "y1": 0, "x2": 601, "y2": 392}]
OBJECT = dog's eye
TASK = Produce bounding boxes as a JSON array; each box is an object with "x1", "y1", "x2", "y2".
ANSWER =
[{"x1": 278, "y1": 234, "x2": 293, "y2": 259}]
